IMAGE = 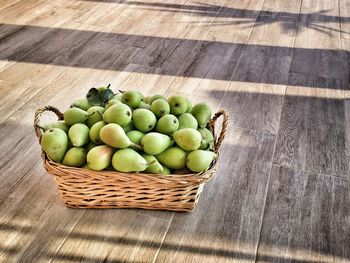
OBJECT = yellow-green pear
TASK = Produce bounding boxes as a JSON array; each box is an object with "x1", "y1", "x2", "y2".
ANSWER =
[
  {"x1": 105, "y1": 99, "x2": 121, "y2": 109},
  {"x1": 42, "y1": 120, "x2": 69, "y2": 133},
  {"x1": 121, "y1": 90, "x2": 142, "y2": 109},
  {"x1": 185, "y1": 97, "x2": 192, "y2": 113},
  {"x1": 122, "y1": 121, "x2": 134, "y2": 133},
  {"x1": 198, "y1": 127, "x2": 214, "y2": 150},
  {"x1": 142, "y1": 154, "x2": 163, "y2": 174},
  {"x1": 112, "y1": 93, "x2": 122, "y2": 101},
  {"x1": 86, "y1": 106, "x2": 104, "y2": 127},
  {"x1": 112, "y1": 148, "x2": 147, "y2": 172},
  {"x1": 138, "y1": 101, "x2": 151, "y2": 110},
  {"x1": 186, "y1": 150, "x2": 216, "y2": 172},
  {"x1": 178, "y1": 113, "x2": 198, "y2": 129},
  {"x1": 100, "y1": 123, "x2": 131, "y2": 148},
  {"x1": 89, "y1": 121, "x2": 105, "y2": 144},
  {"x1": 161, "y1": 165, "x2": 171, "y2": 175},
  {"x1": 150, "y1": 94, "x2": 167, "y2": 104},
  {"x1": 87, "y1": 145, "x2": 114, "y2": 171},
  {"x1": 168, "y1": 95, "x2": 188, "y2": 115},
  {"x1": 85, "y1": 142, "x2": 96, "y2": 153},
  {"x1": 151, "y1": 99, "x2": 170, "y2": 118},
  {"x1": 173, "y1": 128, "x2": 202, "y2": 151},
  {"x1": 68, "y1": 123, "x2": 90, "y2": 147},
  {"x1": 156, "y1": 147, "x2": 187, "y2": 170},
  {"x1": 62, "y1": 147, "x2": 87, "y2": 167},
  {"x1": 64, "y1": 108, "x2": 89, "y2": 126},
  {"x1": 41, "y1": 128, "x2": 68, "y2": 163},
  {"x1": 103, "y1": 103, "x2": 132, "y2": 126},
  {"x1": 132, "y1": 109, "x2": 157, "y2": 132},
  {"x1": 191, "y1": 102, "x2": 212, "y2": 128},
  {"x1": 143, "y1": 96, "x2": 152, "y2": 104},
  {"x1": 155, "y1": 114, "x2": 179, "y2": 134},
  {"x1": 71, "y1": 97, "x2": 92, "y2": 111},
  {"x1": 141, "y1": 132, "x2": 171, "y2": 155},
  {"x1": 126, "y1": 130, "x2": 145, "y2": 145}
]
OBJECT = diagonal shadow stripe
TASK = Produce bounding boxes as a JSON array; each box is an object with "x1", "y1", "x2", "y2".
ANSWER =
[{"x1": 0, "y1": 23, "x2": 349, "y2": 89}]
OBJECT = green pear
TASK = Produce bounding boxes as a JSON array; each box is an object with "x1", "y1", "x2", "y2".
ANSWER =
[
  {"x1": 155, "y1": 114, "x2": 179, "y2": 134},
  {"x1": 142, "y1": 154, "x2": 163, "y2": 174},
  {"x1": 41, "y1": 128, "x2": 68, "y2": 163},
  {"x1": 173, "y1": 128, "x2": 202, "y2": 151},
  {"x1": 64, "y1": 108, "x2": 89, "y2": 126},
  {"x1": 150, "y1": 99, "x2": 170, "y2": 118},
  {"x1": 185, "y1": 97, "x2": 192, "y2": 113},
  {"x1": 112, "y1": 148, "x2": 147, "y2": 172},
  {"x1": 103, "y1": 103, "x2": 132, "y2": 126},
  {"x1": 122, "y1": 121, "x2": 134, "y2": 133},
  {"x1": 105, "y1": 99, "x2": 121, "y2": 109},
  {"x1": 168, "y1": 95, "x2": 188, "y2": 115},
  {"x1": 186, "y1": 150, "x2": 216, "y2": 172},
  {"x1": 121, "y1": 90, "x2": 142, "y2": 109},
  {"x1": 71, "y1": 97, "x2": 92, "y2": 111},
  {"x1": 82, "y1": 163, "x2": 90, "y2": 169},
  {"x1": 198, "y1": 127, "x2": 214, "y2": 150},
  {"x1": 141, "y1": 132, "x2": 171, "y2": 155},
  {"x1": 100, "y1": 123, "x2": 131, "y2": 148},
  {"x1": 143, "y1": 96, "x2": 152, "y2": 104},
  {"x1": 86, "y1": 106, "x2": 104, "y2": 127},
  {"x1": 85, "y1": 142, "x2": 96, "y2": 153},
  {"x1": 156, "y1": 147, "x2": 187, "y2": 170},
  {"x1": 191, "y1": 102, "x2": 212, "y2": 128},
  {"x1": 126, "y1": 130, "x2": 145, "y2": 145},
  {"x1": 87, "y1": 145, "x2": 114, "y2": 171},
  {"x1": 42, "y1": 120, "x2": 69, "y2": 133},
  {"x1": 138, "y1": 101, "x2": 151, "y2": 110},
  {"x1": 63, "y1": 147, "x2": 87, "y2": 167},
  {"x1": 132, "y1": 109, "x2": 157, "y2": 132},
  {"x1": 161, "y1": 165, "x2": 171, "y2": 175},
  {"x1": 112, "y1": 93, "x2": 122, "y2": 101},
  {"x1": 150, "y1": 94, "x2": 167, "y2": 104},
  {"x1": 178, "y1": 113, "x2": 198, "y2": 130},
  {"x1": 89, "y1": 121, "x2": 105, "y2": 144},
  {"x1": 68, "y1": 123, "x2": 90, "y2": 147}
]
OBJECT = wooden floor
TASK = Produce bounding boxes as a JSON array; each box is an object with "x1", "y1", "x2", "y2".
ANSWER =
[{"x1": 1, "y1": 0, "x2": 350, "y2": 262}]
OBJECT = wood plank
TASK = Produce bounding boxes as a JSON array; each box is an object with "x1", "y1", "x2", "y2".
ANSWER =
[
  {"x1": 154, "y1": 127, "x2": 276, "y2": 263},
  {"x1": 256, "y1": 165, "x2": 350, "y2": 263},
  {"x1": 273, "y1": 73, "x2": 348, "y2": 177},
  {"x1": 339, "y1": 0, "x2": 350, "y2": 39}
]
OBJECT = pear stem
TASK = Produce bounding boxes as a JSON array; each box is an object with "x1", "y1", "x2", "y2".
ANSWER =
[{"x1": 147, "y1": 160, "x2": 157, "y2": 166}]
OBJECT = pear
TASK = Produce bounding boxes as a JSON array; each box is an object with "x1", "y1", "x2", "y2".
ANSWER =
[
  {"x1": 62, "y1": 147, "x2": 87, "y2": 167},
  {"x1": 150, "y1": 99, "x2": 170, "y2": 118},
  {"x1": 156, "y1": 147, "x2": 187, "y2": 170},
  {"x1": 150, "y1": 94, "x2": 167, "y2": 104},
  {"x1": 85, "y1": 142, "x2": 96, "y2": 153},
  {"x1": 132, "y1": 109, "x2": 157, "y2": 132},
  {"x1": 112, "y1": 93, "x2": 122, "y2": 101},
  {"x1": 173, "y1": 128, "x2": 202, "y2": 151},
  {"x1": 87, "y1": 145, "x2": 114, "y2": 171},
  {"x1": 96, "y1": 86, "x2": 108, "y2": 94},
  {"x1": 168, "y1": 95, "x2": 188, "y2": 115},
  {"x1": 141, "y1": 132, "x2": 171, "y2": 155},
  {"x1": 68, "y1": 123, "x2": 90, "y2": 147},
  {"x1": 112, "y1": 148, "x2": 147, "y2": 172},
  {"x1": 142, "y1": 154, "x2": 163, "y2": 174},
  {"x1": 86, "y1": 106, "x2": 104, "y2": 127},
  {"x1": 41, "y1": 128, "x2": 68, "y2": 163},
  {"x1": 198, "y1": 127, "x2": 214, "y2": 150},
  {"x1": 185, "y1": 97, "x2": 192, "y2": 113},
  {"x1": 103, "y1": 103, "x2": 132, "y2": 126},
  {"x1": 122, "y1": 121, "x2": 134, "y2": 133},
  {"x1": 138, "y1": 101, "x2": 151, "y2": 110},
  {"x1": 64, "y1": 108, "x2": 89, "y2": 126},
  {"x1": 42, "y1": 120, "x2": 69, "y2": 133},
  {"x1": 155, "y1": 114, "x2": 179, "y2": 134},
  {"x1": 178, "y1": 113, "x2": 198, "y2": 130},
  {"x1": 89, "y1": 121, "x2": 105, "y2": 144},
  {"x1": 186, "y1": 150, "x2": 216, "y2": 172},
  {"x1": 161, "y1": 165, "x2": 171, "y2": 175},
  {"x1": 82, "y1": 163, "x2": 90, "y2": 169},
  {"x1": 105, "y1": 99, "x2": 121, "y2": 109},
  {"x1": 121, "y1": 90, "x2": 142, "y2": 109},
  {"x1": 100, "y1": 123, "x2": 131, "y2": 148},
  {"x1": 143, "y1": 96, "x2": 152, "y2": 104},
  {"x1": 191, "y1": 102, "x2": 212, "y2": 128},
  {"x1": 71, "y1": 97, "x2": 92, "y2": 111},
  {"x1": 127, "y1": 130, "x2": 145, "y2": 145}
]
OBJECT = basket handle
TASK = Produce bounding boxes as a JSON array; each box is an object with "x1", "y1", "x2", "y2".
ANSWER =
[
  {"x1": 34, "y1": 106, "x2": 64, "y2": 140},
  {"x1": 209, "y1": 109, "x2": 229, "y2": 153}
]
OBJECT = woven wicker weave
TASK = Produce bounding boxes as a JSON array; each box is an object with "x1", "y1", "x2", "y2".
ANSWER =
[{"x1": 34, "y1": 106, "x2": 228, "y2": 211}]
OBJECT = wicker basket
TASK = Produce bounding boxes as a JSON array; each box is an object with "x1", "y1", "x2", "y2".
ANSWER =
[{"x1": 34, "y1": 106, "x2": 228, "y2": 212}]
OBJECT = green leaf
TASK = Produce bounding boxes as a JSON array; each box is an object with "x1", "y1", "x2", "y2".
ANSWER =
[
  {"x1": 101, "y1": 88, "x2": 115, "y2": 105},
  {"x1": 86, "y1": 88, "x2": 103, "y2": 106}
]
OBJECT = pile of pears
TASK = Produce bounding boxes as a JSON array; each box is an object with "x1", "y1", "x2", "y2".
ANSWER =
[{"x1": 40, "y1": 85, "x2": 216, "y2": 175}]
